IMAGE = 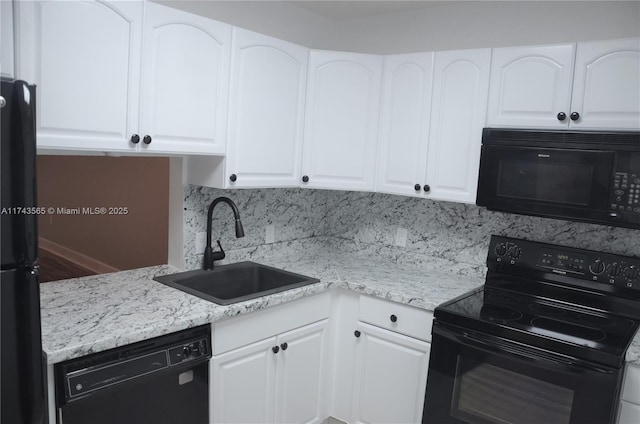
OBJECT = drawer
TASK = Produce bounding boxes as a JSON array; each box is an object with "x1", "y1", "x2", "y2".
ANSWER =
[
  {"x1": 621, "y1": 364, "x2": 640, "y2": 403},
  {"x1": 358, "y1": 295, "x2": 433, "y2": 342},
  {"x1": 213, "y1": 291, "x2": 330, "y2": 355}
]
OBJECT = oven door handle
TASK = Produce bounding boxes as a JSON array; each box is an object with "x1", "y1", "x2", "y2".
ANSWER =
[{"x1": 435, "y1": 322, "x2": 615, "y2": 375}]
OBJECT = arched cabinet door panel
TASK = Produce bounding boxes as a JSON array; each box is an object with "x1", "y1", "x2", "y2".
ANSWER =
[
  {"x1": 571, "y1": 38, "x2": 640, "y2": 130},
  {"x1": 427, "y1": 48, "x2": 491, "y2": 204},
  {"x1": 376, "y1": 53, "x2": 434, "y2": 197},
  {"x1": 302, "y1": 51, "x2": 382, "y2": 191},
  {"x1": 487, "y1": 44, "x2": 574, "y2": 128},
  {"x1": 18, "y1": 0, "x2": 144, "y2": 152},
  {"x1": 139, "y1": 1, "x2": 231, "y2": 154},
  {"x1": 224, "y1": 27, "x2": 308, "y2": 188}
]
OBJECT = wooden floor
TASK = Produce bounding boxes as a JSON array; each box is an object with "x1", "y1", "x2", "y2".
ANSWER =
[{"x1": 38, "y1": 248, "x2": 96, "y2": 283}]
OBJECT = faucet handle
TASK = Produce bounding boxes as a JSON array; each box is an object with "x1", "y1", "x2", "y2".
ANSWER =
[{"x1": 211, "y1": 240, "x2": 225, "y2": 261}]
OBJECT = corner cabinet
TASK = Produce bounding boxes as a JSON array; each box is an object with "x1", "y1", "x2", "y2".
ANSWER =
[
  {"x1": 224, "y1": 28, "x2": 308, "y2": 188},
  {"x1": 487, "y1": 38, "x2": 640, "y2": 130},
  {"x1": 301, "y1": 51, "x2": 382, "y2": 191},
  {"x1": 426, "y1": 48, "x2": 491, "y2": 204},
  {"x1": 17, "y1": 0, "x2": 231, "y2": 154},
  {"x1": 376, "y1": 53, "x2": 434, "y2": 198},
  {"x1": 349, "y1": 295, "x2": 433, "y2": 424}
]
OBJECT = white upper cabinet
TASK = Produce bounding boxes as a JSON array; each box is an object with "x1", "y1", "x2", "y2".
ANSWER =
[
  {"x1": 487, "y1": 44, "x2": 574, "y2": 128},
  {"x1": 571, "y1": 38, "x2": 640, "y2": 130},
  {"x1": 138, "y1": 1, "x2": 231, "y2": 154},
  {"x1": 487, "y1": 38, "x2": 640, "y2": 130},
  {"x1": 225, "y1": 28, "x2": 308, "y2": 188},
  {"x1": 376, "y1": 53, "x2": 434, "y2": 197},
  {"x1": 18, "y1": 0, "x2": 143, "y2": 152},
  {"x1": 302, "y1": 51, "x2": 382, "y2": 191},
  {"x1": 426, "y1": 48, "x2": 491, "y2": 204},
  {"x1": 18, "y1": 0, "x2": 231, "y2": 154}
]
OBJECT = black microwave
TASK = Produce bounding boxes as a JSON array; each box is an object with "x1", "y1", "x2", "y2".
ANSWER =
[{"x1": 476, "y1": 128, "x2": 640, "y2": 229}]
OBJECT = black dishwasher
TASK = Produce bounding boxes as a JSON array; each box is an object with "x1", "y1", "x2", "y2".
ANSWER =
[{"x1": 55, "y1": 324, "x2": 211, "y2": 424}]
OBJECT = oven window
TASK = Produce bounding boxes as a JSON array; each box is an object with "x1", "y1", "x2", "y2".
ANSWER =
[
  {"x1": 497, "y1": 160, "x2": 593, "y2": 205},
  {"x1": 452, "y1": 359, "x2": 574, "y2": 424}
]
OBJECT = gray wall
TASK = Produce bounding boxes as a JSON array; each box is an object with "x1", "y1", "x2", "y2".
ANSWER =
[
  {"x1": 183, "y1": 186, "x2": 640, "y2": 270},
  {"x1": 156, "y1": 1, "x2": 640, "y2": 54}
]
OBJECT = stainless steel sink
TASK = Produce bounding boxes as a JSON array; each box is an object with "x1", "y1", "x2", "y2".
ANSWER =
[{"x1": 153, "y1": 261, "x2": 319, "y2": 305}]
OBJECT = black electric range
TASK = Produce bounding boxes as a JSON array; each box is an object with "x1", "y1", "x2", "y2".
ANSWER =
[{"x1": 423, "y1": 235, "x2": 640, "y2": 424}]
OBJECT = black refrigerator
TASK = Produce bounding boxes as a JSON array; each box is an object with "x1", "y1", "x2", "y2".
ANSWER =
[{"x1": 1, "y1": 77, "x2": 47, "y2": 423}]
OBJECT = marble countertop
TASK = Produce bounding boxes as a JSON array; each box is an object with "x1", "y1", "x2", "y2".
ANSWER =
[{"x1": 40, "y1": 249, "x2": 640, "y2": 367}]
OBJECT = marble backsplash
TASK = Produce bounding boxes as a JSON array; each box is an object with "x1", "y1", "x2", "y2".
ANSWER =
[{"x1": 183, "y1": 185, "x2": 640, "y2": 271}]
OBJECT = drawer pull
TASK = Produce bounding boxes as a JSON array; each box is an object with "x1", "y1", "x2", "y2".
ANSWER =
[
  {"x1": 390, "y1": 314, "x2": 398, "y2": 323},
  {"x1": 354, "y1": 330, "x2": 361, "y2": 338}
]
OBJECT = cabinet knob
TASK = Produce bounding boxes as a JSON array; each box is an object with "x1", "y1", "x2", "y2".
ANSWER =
[
  {"x1": 143, "y1": 135, "x2": 152, "y2": 145},
  {"x1": 302, "y1": 175, "x2": 309, "y2": 183},
  {"x1": 414, "y1": 184, "x2": 421, "y2": 191},
  {"x1": 390, "y1": 314, "x2": 398, "y2": 323},
  {"x1": 423, "y1": 185, "x2": 430, "y2": 193},
  {"x1": 557, "y1": 112, "x2": 566, "y2": 121},
  {"x1": 354, "y1": 330, "x2": 361, "y2": 338},
  {"x1": 130, "y1": 134, "x2": 140, "y2": 144},
  {"x1": 280, "y1": 342, "x2": 288, "y2": 351},
  {"x1": 272, "y1": 346, "x2": 280, "y2": 354},
  {"x1": 570, "y1": 112, "x2": 580, "y2": 121},
  {"x1": 229, "y1": 174, "x2": 237, "y2": 182}
]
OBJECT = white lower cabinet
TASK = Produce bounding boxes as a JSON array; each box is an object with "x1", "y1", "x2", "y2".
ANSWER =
[
  {"x1": 212, "y1": 319, "x2": 328, "y2": 424},
  {"x1": 351, "y1": 322, "x2": 431, "y2": 424},
  {"x1": 212, "y1": 337, "x2": 276, "y2": 423},
  {"x1": 211, "y1": 293, "x2": 331, "y2": 423}
]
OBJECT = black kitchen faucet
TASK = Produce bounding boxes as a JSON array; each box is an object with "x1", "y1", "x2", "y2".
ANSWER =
[{"x1": 203, "y1": 197, "x2": 245, "y2": 270}]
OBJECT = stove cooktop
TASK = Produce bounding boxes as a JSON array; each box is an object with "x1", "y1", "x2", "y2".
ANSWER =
[
  {"x1": 437, "y1": 286, "x2": 638, "y2": 367},
  {"x1": 435, "y1": 236, "x2": 640, "y2": 368}
]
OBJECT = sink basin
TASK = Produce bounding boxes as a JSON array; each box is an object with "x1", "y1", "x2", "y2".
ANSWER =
[{"x1": 153, "y1": 261, "x2": 319, "y2": 305}]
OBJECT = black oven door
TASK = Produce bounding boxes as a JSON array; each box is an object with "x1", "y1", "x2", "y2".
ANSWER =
[
  {"x1": 477, "y1": 146, "x2": 614, "y2": 222},
  {"x1": 423, "y1": 321, "x2": 623, "y2": 424}
]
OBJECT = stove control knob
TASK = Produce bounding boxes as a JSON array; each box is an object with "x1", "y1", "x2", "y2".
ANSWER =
[
  {"x1": 494, "y1": 243, "x2": 507, "y2": 256},
  {"x1": 624, "y1": 266, "x2": 639, "y2": 281},
  {"x1": 508, "y1": 246, "x2": 521, "y2": 259},
  {"x1": 183, "y1": 345, "x2": 192, "y2": 357},
  {"x1": 589, "y1": 259, "x2": 606, "y2": 275},
  {"x1": 607, "y1": 262, "x2": 622, "y2": 277}
]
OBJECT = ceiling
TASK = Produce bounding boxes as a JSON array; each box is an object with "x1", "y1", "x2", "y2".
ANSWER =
[{"x1": 287, "y1": 1, "x2": 454, "y2": 21}]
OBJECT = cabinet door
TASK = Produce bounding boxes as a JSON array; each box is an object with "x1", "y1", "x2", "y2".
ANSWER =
[
  {"x1": 211, "y1": 337, "x2": 277, "y2": 424},
  {"x1": 18, "y1": 0, "x2": 142, "y2": 152},
  {"x1": 275, "y1": 320, "x2": 328, "y2": 424},
  {"x1": 571, "y1": 38, "x2": 640, "y2": 130},
  {"x1": 376, "y1": 53, "x2": 434, "y2": 197},
  {"x1": 351, "y1": 322, "x2": 431, "y2": 424},
  {"x1": 487, "y1": 44, "x2": 574, "y2": 128},
  {"x1": 426, "y1": 49, "x2": 491, "y2": 204},
  {"x1": 302, "y1": 51, "x2": 382, "y2": 191},
  {"x1": 225, "y1": 28, "x2": 308, "y2": 188},
  {"x1": 139, "y1": 2, "x2": 231, "y2": 154}
]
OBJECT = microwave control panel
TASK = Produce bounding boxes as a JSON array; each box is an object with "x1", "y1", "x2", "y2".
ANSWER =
[{"x1": 609, "y1": 152, "x2": 640, "y2": 224}]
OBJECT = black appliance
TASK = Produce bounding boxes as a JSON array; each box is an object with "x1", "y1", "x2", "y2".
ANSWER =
[
  {"x1": 476, "y1": 128, "x2": 640, "y2": 229},
  {"x1": 1, "y1": 78, "x2": 47, "y2": 423},
  {"x1": 423, "y1": 235, "x2": 640, "y2": 424},
  {"x1": 55, "y1": 324, "x2": 211, "y2": 424}
]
